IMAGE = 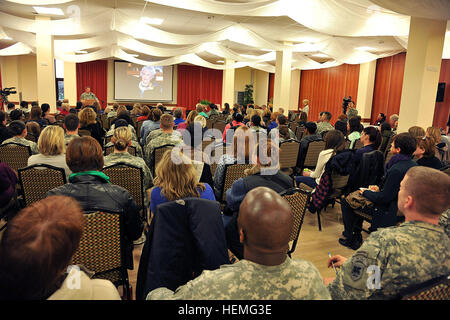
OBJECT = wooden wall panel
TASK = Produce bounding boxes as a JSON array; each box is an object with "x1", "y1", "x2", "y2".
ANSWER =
[
  {"x1": 433, "y1": 59, "x2": 450, "y2": 129},
  {"x1": 298, "y1": 64, "x2": 360, "y2": 123},
  {"x1": 371, "y1": 56, "x2": 393, "y2": 122}
]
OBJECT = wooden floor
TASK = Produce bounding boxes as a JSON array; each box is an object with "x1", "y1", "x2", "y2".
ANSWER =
[{"x1": 128, "y1": 203, "x2": 369, "y2": 299}]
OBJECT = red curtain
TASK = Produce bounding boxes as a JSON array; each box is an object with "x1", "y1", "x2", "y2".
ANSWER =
[
  {"x1": 76, "y1": 60, "x2": 107, "y2": 109},
  {"x1": 177, "y1": 65, "x2": 223, "y2": 109},
  {"x1": 370, "y1": 53, "x2": 406, "y2": 123},
  {"x1": 298, "y1": 64, "x2": 360, "y2": 124}
]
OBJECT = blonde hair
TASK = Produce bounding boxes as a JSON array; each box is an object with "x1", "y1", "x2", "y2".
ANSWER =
[
  {"x1": 38, "y1": 125, "x2": 65, "y2": 156},
  {"x1": 194, "y1": 115, "x2": 206, "y2": 128},
  {"x1": 154, "y1": 150, "x2": 205, "y2": 201},
  {"x1": 426, "y1": 127, "x2": 441, "y2": 145},
  {"x1": 61, "y1": 103, "x2": 70, "y2": 111},
  {"x1": 186, "y1": 110, "x2": 199, "y2": 125},
  {"x1": 245, "y1": 108, "x2": 255, "y2": 120},
  {"x1": 132, "y1": 103, "x2": 142, "y2": 115},
  {"x1": 78, "y1": 107, "x2": 97, "y2": 127},
  {"x1": 112, "y1": 126, "x2": 132, "y2": 151},
  {"x1": 116, "y1": 105, "x2": 127, "y2": 115}
]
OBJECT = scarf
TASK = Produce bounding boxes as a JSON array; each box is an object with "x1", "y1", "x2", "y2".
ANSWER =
[{"x1": 69, "y1": 171, "x2": 110, "y2": 183}]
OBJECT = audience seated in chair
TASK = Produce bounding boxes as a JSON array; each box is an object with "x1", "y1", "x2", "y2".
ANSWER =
[
  {"x1": 296, "y1": 130, "x2": 345, "y2": 189},
  {"x1": 0, "y1": 111, "x2": 12, "y2": 144},
  {"x1": 316, "y1": 112, "x2": 334, "y2": 135},
  {"x1": 180, "y1": 122, "x2": 213, "y2": 186},
  {"x1": 379, "y1": 122, "x2": 394, "y2": 154},
  {"x1": 144, "y1": 114, "x2": 182, "y2": 167},
  {"x1": 414, "y1": 136, "x2": 442, "y2": 169},
  {"x1": 0, "y1": 162, "x2": 17, "y2": 209},
  {"x1": 339, "y1": 133, "x2": 418, "y2": 250},
  {"x1": 9, "y1": 109, "x2": 24, "y2": 122},
  {"x1": 173, "y1": 107, "x2": 185, "y2": 126},
  {"x1": 223, "y1": 112, "x2": 245, "y2": 143},
  {"x1": 63, "y1": 114, "x2": 80, "y2": 146},
  {"x1": 148, "y1": 187, "x2": 331, "y2": 300},
  {"x1": 78, "y1": 107, "x2": 105, "y2": 147},
  {"x1": 248, "y1": 114, "x2": 267, "y2": 134},
  {"x1": 27, "y1": 125, "x2": 72, "y2": 181},
  {"x1": 105, "y1": 119, "x2": 143, "y2": 158},
  {"x1": 0, "y1": 195, "x2": 121, "y2": 300},
  {"x1": 1, "y1": 120, "x2": 39, "y2": 154},
  {"x1": 327, "y1": 166, "x2": 450, "y2": 300},
  {"x1": 41, "y1": 103, "x2": 56, "y2": 125},
  {"x1": 140, "y1": 108, "x2": 163, "y2": 145},
  {"x1": 149, "y1": 149, "x2": 215, "y2": 216},
  {"x1": 225, "y1": 140, "x2": 294, "y2": 259},
  {"x1": 347, "y1": 116, "x2": 362, "y2": 149},
  {"x1": 47, "y1": 136, "x2": 143, "y2": 269},
  {"x1": 408, "y1": 126, "x2": 425, "y2": 139},
  {"x1": 104, "y1": 125, "x2": 153, "y2": 204},
  {"x1": 27, "y1": 106, "x2": 48, "y2": 128},
  {"x1": 214, "y1": 126, "x2": 253, "y2": 200}
]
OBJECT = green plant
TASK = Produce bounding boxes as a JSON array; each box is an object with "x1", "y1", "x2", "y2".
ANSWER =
[
  {"x1": 200, "y1": 99, "x2": 211, "y2": 105},
  {"x1": 244, "y1": 84, "x2": 254, "y2": 105}
]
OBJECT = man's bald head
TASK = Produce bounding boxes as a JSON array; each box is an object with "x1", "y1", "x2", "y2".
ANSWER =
[{"x1": 238, "y1": 187, "x2": 293, "y2": 255}]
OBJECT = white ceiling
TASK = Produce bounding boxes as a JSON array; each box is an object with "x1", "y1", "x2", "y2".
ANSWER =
[{"x1": 0, "y1": 0, "x2": 449, "y2": 70}]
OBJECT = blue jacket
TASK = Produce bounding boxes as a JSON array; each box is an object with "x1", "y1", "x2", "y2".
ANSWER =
[{"x1": 136, "y1": 198, "x2": 229, "y2": 300}]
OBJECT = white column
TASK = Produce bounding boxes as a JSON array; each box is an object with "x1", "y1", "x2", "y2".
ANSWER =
[
  {"x1": 289, "y1": 69, "x2": 301, "y2": 113},
  {"x1": 64, "y1": 61, "x2": 77, "y2": 107},
  {"x1": 273, "y1": 43, "x2": 292, "y2": 113},
  {"x1": 397, "y1": 17, "x2": 446, "y2": 132},
  {"x1": 35, "y1": 16, "x2": 56, "y2": 112},
  {"x1": 356, "y1": 60, "x2": 377, "y2": 124},
  {"x1": 222, "y1": 59, "x2": 235, "y2": 109}
]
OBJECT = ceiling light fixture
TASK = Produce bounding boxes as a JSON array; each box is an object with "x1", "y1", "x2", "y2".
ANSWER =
[
  {"x1": 140, "y1": 17, "x2": 164, "y2": 25},
  {"x1": 33, "y1": 6, "x2": 64, "y2": 15},
  {"x1": 129, "y1": 54, "x2": 139, "y2": 58},
  {"x1": 74, "y1": 50, "x2": 88, "y2": 54},
  {"x1": 216, "y1": 60, "x2": 224, "y2": 63},
  {"x1": 312, "y1": 53, "x2": 328, "y2": 58}
]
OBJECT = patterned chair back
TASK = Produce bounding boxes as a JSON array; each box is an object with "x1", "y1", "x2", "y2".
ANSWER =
[
  {"x1": 279, "y1": 140, "x2": 300, "y2": 169},
  {"x1": 295, "y1": 126, "x2": 305, "y2": 141},
  {"x1": 71, "y1": 210, "x2": 128, "y2": 294},
  {"x1": 79, "y1": 129, "x2": 91, "y2": 137},
  {"x1": 0, "y1": 143, "x2": 31, "y2": 172},
  {"x1": 102, "y1": 163, "x2": 144, "y2": 210},
  {"x1": 213, "y1": 120, "x2": 226, "y2": 133},
  {"x1": 137, "y1": 120, "x2": 144, "y2": 140},
  {"x1": 400, "y1": 275, "x2": 450, "y2": 300},
  {"x1": 288, "y1": 121, "x2": 297, "y2": 132},
  {"x1": 18, "y1": 164, "x2": 66, "y2": 206},
  {"x1": 221, "y1": 163, "x2": 254, "y2": 201},
  {"x1": 329, "y1": 171, "x2": 350, "y2": 198},
  {"x1": 353, "y1": 140, "x2": 363, "y2": 150},
  {"x1": 152, "y1": 144, "x2": 175, "y2": 176},
  {"x1": 303, "y1": 140, "x2": 326, "y2": 168},
  {"x1": 280, "y1": 188, "x2": 310, "y2": 256}
]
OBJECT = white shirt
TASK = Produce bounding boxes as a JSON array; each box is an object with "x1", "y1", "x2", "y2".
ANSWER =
[{"x1": 309, "y1": 149, "x2": 333, "y2": 185}]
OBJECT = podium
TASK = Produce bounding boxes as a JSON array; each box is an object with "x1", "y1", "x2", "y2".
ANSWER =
[{"x1": 81, "y1": 99, "x2": 97, "y2": 107}]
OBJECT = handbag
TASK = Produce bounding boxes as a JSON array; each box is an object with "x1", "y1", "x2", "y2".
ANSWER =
[{"x1": 345, "y1": 190, "x2": 374, "y2": 210}]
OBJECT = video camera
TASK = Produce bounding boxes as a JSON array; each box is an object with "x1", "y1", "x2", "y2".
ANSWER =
[{"x1": 0, "y1": 87, "x2": 17, "y2": 103}]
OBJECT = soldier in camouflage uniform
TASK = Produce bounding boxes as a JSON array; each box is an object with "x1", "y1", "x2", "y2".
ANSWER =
[
  {"x1": 79, "y1": 86, "x2": 99, "y2": 103},
  {"x1": 144, "y1": 114, "x2": 182, "y2": 168},
  {"x1": 63, "y1": 114, "x2": 81, "y2": 147},
  {"x1": 103, "y1": 126, "x2": 153, "y2": 206},
  {"x1": 2, "y1": 121, "x2": 39, "y2": 154},
  {"x1": 327, "y1": 166, "x2": 450, "y2": 299},
  {"x1": 105, "y1": 140, "x2": 143, "y2": 158},
  {"x1": 147, "y1": 187, "x2": 331, "y2": 300},
  {"x1": 439, "y1": 208, "x2": 450, "y2": 238}
]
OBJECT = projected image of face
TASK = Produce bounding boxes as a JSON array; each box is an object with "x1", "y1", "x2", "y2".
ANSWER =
[{"x1": 139, "y1": 66, "x2": 155, "y2": 91}]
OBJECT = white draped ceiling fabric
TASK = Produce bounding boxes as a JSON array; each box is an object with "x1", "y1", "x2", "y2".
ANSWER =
[{"x1": 0, "y1": 0, "x2": 449, "y2": 71}]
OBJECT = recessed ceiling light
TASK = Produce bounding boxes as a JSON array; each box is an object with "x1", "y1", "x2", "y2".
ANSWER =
[
  {"x1": 75, "y1": 50, "x2": 88, "y2": 54},
  {"x1": 130, "y1": 54, "x2": 139, "y2": 58},
  {"x1": 140, "y1": 17, "x2": 164, "y2": 25},
  {"x1": 216, "y1": 60, "x2": 224, "y2": 63},
  {"x1": 355, "y1": 46, "x2": 376, "y2": 51},
  {"x1": 33, "y1": 6, "x2": 64, "y2": 15}
]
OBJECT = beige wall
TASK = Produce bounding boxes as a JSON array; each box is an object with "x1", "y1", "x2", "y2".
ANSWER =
[
  {"x1": 0, "y1": 54, "x2": 38, "y2": 103},
  {"x1": 254, "y1": 69, "x2": 269, "y2": 106},
  {"x1": 234, "y1": 66, "x2": 253, "y2": 94},
  {"x1": 289, "y1": 69, "x2": 300, "y2": 111}
]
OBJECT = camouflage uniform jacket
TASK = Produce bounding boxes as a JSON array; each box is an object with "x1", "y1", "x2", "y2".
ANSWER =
[
  {"x1": 144, "y1": 132, "x2": 182, "y2": 167},
  {"x1": 80, "y1": 92, "x2": 98, "y2": 101},
  {"x1": 105, "y1": 141, "x2": 143, "y2": 159},
  {"x1": 316, "y1": 121, "x2": 334, "y2": 135},
  {"x1": 64, "y1": 133, "x2": 80, "y2": 146},
  {"x1": 147, "y1": 257, "x2": 331, "y2": 300},
  {"x1": 328, "y1": 220, "x2": 450, "y2": 300},
  {"x1": 2, "y1": 136, "x2": 39, "y2": 154},
  {"x1": 346, "y1": 107, "x2": 358, "y2": 119},
  {"x1": 439, "y1": 209, "x2": 450, "y2": 238}
]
